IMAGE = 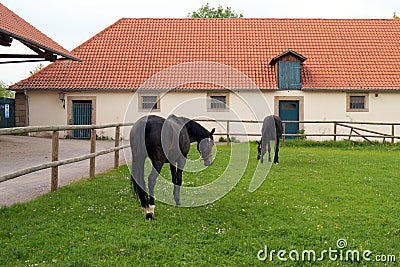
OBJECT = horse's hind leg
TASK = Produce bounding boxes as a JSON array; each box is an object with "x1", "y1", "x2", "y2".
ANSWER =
[
  {"x1": 274, "y1": 137, "x2": 280, "y2": 164},
  {"x1": 147, "y1": 161, "x2": 163, "y2": 219},
  {"x1": 131, "y1": 158, "x2": 149, "y2": 215}
]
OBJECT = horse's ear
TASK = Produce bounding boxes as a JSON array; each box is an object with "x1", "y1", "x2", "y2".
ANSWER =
[{"x1": 210, "y1": 128, "x2": 215, "y2": 136}]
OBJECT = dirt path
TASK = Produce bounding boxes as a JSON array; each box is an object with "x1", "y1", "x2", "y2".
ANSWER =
[{"x1": 0, "y1": 135, "x2": 131, "y2": 207}]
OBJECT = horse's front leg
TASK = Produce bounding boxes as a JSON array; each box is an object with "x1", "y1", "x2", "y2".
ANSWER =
[
  {"x1": 171, "y1": 158, "x2": 185, "y2": 206},
  {"x1": 170, "y1": 163, "x2": 180, "y2": 206}
]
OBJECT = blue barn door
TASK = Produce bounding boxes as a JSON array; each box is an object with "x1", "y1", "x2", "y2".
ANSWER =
[
  {"x1": 72, "y1": 100, "x2": 92, "y2": 139},
  {"x1": 279, "y1": 101, "x2": 299, "y2": 139},
  {"x1": 278, "y1": 61, "x2": 301, "y2": 89}
]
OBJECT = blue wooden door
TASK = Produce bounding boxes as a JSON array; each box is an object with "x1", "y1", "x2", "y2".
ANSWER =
[
  {"x1": 72, "y1": 100, "x2": 92, "y2": 139},
  {"x1": 279, "y1": 101, "x2": 299, "y2": 139},
  {"x1": 278, "y1": 61, "x2": 301, "y2": 89}
]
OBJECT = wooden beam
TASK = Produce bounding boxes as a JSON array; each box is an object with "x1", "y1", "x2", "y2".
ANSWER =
[
  {"x1": 20, "y1": 40, "x2": 57, "y2": 62},
  {"x1": 0, "y1": 32, "x2": 12, "y2": 46},
  {"x1": 51, "y1": 131, "x2": 59, "y2": 192},
  {"x1": 0, "y1": 59, "x2": 47, "y2": 64},
  {"x1": 114, "y1": 126, "x2": 120, "y2": 169},
  {"x1": 0, "y1": 54, "x2": 44, "y2": 58},
  {"x1": 0, "y1": 144, "x2": 130, "y2": 184},
  {"x1": 90, "y1": 129, "x2": 96, "y2": 178}
]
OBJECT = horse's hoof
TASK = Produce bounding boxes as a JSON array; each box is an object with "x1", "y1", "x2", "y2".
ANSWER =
[{"x1": 146, "y1": 212, "x2": 154, "y2": 220}]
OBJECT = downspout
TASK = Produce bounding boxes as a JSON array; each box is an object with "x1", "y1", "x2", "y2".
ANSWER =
[{"x1": 24, "y1": 89, "x2": 30, "y2": 131}]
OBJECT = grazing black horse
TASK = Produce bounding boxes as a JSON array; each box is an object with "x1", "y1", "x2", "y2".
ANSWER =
[
  {"x1": 257, "y1": 115, "x2": 283, "y2": 164},
  {"x1": 130, "y1": 114, "x2": 215, "y2": 219}
]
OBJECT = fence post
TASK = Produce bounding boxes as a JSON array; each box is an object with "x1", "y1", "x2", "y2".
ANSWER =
[
  {"x1": 226, "y1": 121, "x2": 230, "y2": 146},
  {"x1": 114, "y1": 125, "x2": 120, "y2": 169},
  {"x1": 333, "y1": 122, "x2": 337, "y2": 142},
  {"x1": 51, "y1": 131, "x2": 59, "y2": 192},
  {"x1": 90, "y1": 128, "x2": 96, "y2": 178},
  {"x1": 392, "y1": 124, "x2": 395, "y2": 145}
]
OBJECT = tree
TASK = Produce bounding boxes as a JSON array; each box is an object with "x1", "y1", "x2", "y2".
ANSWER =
[
  {"x1": 0, "y1": 80, "x2": 14, "y2": 98},
  {"x1": 29, "y1": 63, "x2": 44, "y2": 75},
  {"x1": 394, "y1": 12, "x2": 399, "y2": 19},
  {"x1": 188, "y1": 3, "x2": 243, "y2": 18}
]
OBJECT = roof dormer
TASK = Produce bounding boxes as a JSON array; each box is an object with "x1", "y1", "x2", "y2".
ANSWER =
[{"x1": 269, "y1": 49, "x2": 307, "y2": 90}]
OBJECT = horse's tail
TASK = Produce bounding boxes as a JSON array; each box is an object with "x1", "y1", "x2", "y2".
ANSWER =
[{"x1": 130, "y1": 118, "x2": 147, "y2": 200}]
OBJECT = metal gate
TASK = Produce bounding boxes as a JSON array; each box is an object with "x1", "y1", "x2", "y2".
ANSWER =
[
  {"x1": 72, "y1": 100, "x2": 92, "y2": 139},
  {"x1": 0, "y1": 97, "x2": 15, "y2": 128}
]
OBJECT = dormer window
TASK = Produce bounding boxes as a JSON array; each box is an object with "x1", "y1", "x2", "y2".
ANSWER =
[{"x1": 269, "y1": 49, "x2": 306, "y2": 90}]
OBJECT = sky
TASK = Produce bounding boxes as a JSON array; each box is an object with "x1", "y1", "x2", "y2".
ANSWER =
[{"x1": 1, "y1": 0, "x2": 399, "y2": 86}]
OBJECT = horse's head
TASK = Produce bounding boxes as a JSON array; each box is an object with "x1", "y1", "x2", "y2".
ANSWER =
[
  {"x1": 256, "y1": 139, "x2": 265, "y2": 163},
  {"x1": 198, "y1": 128, "x2": 215, "y2": 166}
]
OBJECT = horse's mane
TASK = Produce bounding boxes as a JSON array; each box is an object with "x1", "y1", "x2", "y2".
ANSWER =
[{"x1": 180, "y1": 117, "x2": 211, "y2": 142}]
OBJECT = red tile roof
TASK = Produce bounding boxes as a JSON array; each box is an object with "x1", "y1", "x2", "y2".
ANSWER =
[
  {"x1": 11, "y1": 18, "x2": 400, "y2": 91},
  {"x1": 0, "y1": 3, "x2": 79, "y2": 61}
]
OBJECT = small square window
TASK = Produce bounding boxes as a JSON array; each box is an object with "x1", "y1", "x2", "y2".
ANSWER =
[
  {"x1": 140, "y1": 95, "x2": 160, "y2": 111},
  {"x1": 349, "y1": 96, "x2": 365, "y2": 109},
  {"x1": 211, "y1": 96, "x2": 226, "y2": 109},
  {"x1": 208, "y1": 93, "x2": 229, "y2": 111},
  {"x1": 347, "y1": 94, "x2": 368, "y2": 112}
]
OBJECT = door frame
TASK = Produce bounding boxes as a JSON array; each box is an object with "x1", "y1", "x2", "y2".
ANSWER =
[
  {"x1": 274, "y1": 96, "x2": 304, "y2": 132},
  {"x1": 67, "y1": 96, "x2": 96, "y2": 137}
]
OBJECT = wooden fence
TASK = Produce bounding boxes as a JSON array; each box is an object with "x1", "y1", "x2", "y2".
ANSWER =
[
  {"x1": 0, "y1": 123, "x2": 133, "y2": 191},
  {"x1": 196, "y1": 119, "x2": 400, "y2": 145},
  {"x1": 0, "y1": 120, "x2": 399, "y2": 191}
]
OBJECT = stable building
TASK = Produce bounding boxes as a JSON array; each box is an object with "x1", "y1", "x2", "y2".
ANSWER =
[{"x1": 10, "y1": 18, "x2": 400, "y2": 140}]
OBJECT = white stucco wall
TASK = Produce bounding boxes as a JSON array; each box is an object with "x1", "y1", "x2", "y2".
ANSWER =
[
  {"x1": 271, "y1": 90, "x2": 400, "y2": 142},
  {"x1": 27, "y1": 89, "x2": 400, "y2": 142}
]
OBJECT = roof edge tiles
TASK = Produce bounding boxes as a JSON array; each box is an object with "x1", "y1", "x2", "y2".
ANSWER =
[{"x1": 0, "y1": 3, "x2": 80, "y2": 62}]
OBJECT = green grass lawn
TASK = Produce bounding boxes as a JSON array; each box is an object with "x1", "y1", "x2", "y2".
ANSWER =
[{"x1": 1, "y1": 141, "x2": 399, "y2": 266}]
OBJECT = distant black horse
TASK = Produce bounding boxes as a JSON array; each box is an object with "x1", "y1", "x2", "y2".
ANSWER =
[
  {"x1": 257, "y1": 115, "x2": 283, "y2": 164},
  {"x1": 130, "y1": 114, "x2": 215, "y2": 219}
]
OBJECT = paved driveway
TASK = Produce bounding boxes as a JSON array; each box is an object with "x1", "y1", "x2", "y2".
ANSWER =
[{"x1": 0, "y1": 135, "x2": 131, "y2": 207}]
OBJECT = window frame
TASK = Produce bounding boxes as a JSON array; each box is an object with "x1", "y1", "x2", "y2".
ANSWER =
[
  {"x1": 346, "y1": 93, "x2": 369, "y2": 112},
  {"x1": 139, "y1": 94, "x2": 161, "y2": 112},
  {"x1": 207, "y1": 92, "x2": 229, "y2": 112}
]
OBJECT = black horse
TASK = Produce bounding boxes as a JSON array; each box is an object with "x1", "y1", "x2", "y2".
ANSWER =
[
  {"x1": 130, "y1": 114, "x2": 215, "y2": 219},
  {"x1": 257, "y1": 115, "x2": 283, "y2": 164}
]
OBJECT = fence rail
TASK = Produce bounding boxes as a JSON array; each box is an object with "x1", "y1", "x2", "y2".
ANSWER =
[
  {"x1": 196, "y1": 119, "x2": 400, "y2": 145},
  {"x1": 1, "y1": 120, "x2": 399, "y2": 191},
  {"x1": 0, "y1": 123, "x2": 134, "y2": 191}
]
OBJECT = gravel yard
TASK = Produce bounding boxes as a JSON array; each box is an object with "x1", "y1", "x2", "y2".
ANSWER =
[{"x1": 0, "y1": 135, "x2": 131, "y2": 206}]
